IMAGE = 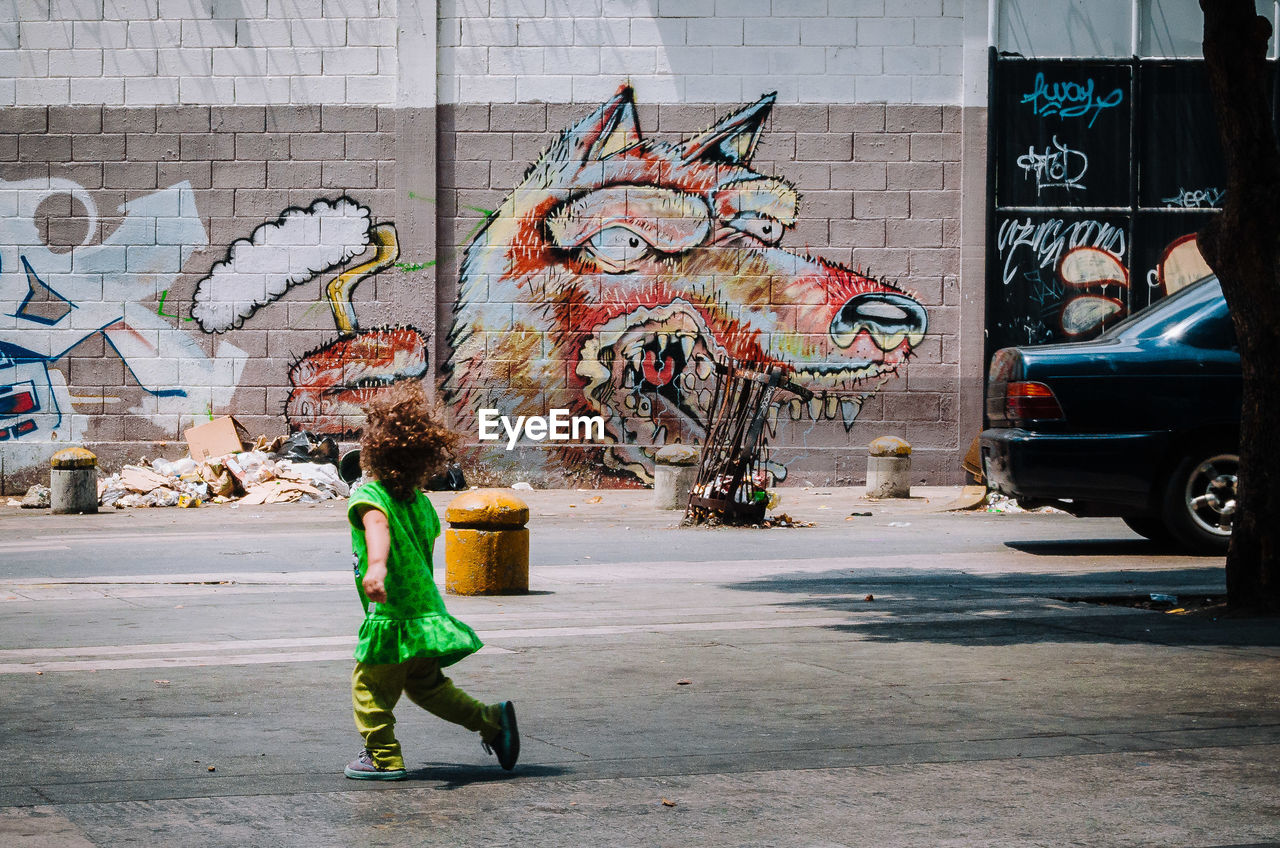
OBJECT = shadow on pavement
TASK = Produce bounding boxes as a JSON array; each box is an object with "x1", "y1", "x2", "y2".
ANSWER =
[
  {"x1": 405, "y1": 763, "x2": 571, "y2": 789},
  {"x1": 1004, "y1": 538, "x2": 1220, "y2": 557},
  {"x1": 724, "y1": 567, "x2": 1280, "y2": 647}
]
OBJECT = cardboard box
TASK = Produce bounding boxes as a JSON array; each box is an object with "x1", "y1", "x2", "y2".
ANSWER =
[{"x1": 184, "y1": 416, "x2": 252, "y2": 462}]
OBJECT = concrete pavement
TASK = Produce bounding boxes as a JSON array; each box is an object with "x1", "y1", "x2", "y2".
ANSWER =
[{"x1": 0, "y1": 487, "x2": 1277, "y2": 847}]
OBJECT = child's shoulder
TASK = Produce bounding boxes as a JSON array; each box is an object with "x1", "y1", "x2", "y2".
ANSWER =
[{"x1": 348, "y1": 480, "x2": 392, "y2": 525}]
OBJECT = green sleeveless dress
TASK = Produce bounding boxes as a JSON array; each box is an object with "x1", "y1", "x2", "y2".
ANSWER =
[{"x1": 348, "y1": 481, "x2": 484, "y2": 667}]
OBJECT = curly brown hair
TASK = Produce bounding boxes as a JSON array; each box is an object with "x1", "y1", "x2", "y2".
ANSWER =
[{"x1": 359, "y1": 380, "x2": 460, "y2": 501}]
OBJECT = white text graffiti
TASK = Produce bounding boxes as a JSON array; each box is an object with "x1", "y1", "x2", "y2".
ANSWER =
[
  {"x1": 1020, "y1": 73, "x2": 1124, "y2": 128},
  {"x1": 1161, "y1": 187, "x2": 1225, "y2": 209},
  {"x1": 996, "y1": 217, "x2": 1127, "y2": 287},
  {"x1": 477, "y1": 409, "x2": 606, "y2": 450},
  {"x1": 1016, "y1": 135, "x2": 1088, "y2": 194}
]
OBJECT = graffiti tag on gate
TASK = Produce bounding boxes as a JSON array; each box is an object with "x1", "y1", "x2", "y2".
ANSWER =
[
  {"x1": 1015, "y1": 135, "x2": 1089, "y2": 195},
  {"x1": 1161, "y1": 187, "x2": 1225, "y2": 209},
  {"x1": 1020, "y1": 72, "x2": 1124, "y2": 128}
]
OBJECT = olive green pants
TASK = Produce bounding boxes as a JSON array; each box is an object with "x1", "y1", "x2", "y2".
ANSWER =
[{"x1": 352, "y1": 657, "x2": 503, "y2": 771}]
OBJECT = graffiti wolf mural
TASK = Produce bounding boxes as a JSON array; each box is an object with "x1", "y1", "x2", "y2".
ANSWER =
[{"x1": 444, "y1": 86, "x2": 928, "y2": 483}]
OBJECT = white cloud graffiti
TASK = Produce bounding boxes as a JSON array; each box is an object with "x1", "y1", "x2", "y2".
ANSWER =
[{"x1": 192, "y1": 198, "x2": 372, "y2": 334}]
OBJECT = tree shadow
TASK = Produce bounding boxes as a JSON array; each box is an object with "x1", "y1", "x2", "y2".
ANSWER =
[{"x1": 723, "y1": 565, "x2": 1280, "y2": 647}]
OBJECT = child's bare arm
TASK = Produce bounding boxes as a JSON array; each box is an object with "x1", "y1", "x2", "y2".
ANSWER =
[{"x1": 361, "y1": 508, "x2": 391, "y2": 603}]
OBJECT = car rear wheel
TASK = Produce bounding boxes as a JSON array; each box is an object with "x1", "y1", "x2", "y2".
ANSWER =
[
  {"x1": 1161, "y1": 449, "x2": 1238, "y2": 554},
  {"x1": 1122, "y1": 515, "x2": 1173, "y2": 544}
]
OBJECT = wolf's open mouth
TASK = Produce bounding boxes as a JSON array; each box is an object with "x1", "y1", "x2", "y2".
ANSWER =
[
  {"x1": 576, "y1": 299, "x2": 916, "y2": 479},
  {"x1": 577, "y1": 303, "x2": 717, "y2": 469}
]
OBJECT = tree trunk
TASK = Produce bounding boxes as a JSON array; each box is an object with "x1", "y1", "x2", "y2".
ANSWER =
[{"x1": 1199, "y1": 0, "x2": 1280, "y2": 613}]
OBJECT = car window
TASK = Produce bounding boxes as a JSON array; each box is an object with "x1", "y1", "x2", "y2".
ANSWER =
[{"x1": 1098, "y1": 276, "x2": 1224, "y2": 342}]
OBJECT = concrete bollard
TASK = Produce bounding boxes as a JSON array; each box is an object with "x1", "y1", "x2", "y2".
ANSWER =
[
  {"x1": 50, "y1": 447, "x2": 98, "y2": 514},
  {"x1": 653, "y1": 444, "x2": 700, "y2": 509},
  {"x1": 866, "y1": 436, "x2": 912, "y2": 499},
  {"x1": 444, "y1": 489, "x2": 529, "y2": 595}
]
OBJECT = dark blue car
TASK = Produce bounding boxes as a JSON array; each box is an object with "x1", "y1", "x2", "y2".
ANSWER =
[{"x1": 980, "y1": 276, "x2": 1240, "y2": 553}]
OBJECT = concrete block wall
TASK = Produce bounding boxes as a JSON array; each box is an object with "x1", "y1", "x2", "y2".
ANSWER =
[
  {"x1": 434, "y1": 1, "x2": 970, "y2": 487},
  {"x1": 437, "y1": 0, "x2": 966, "y2": 105},
  {"x1": 1, "y1": 0, "x2": 980, "y2": 492},
  {"x1": 3, "y1": 0, "x2": 399, "y2": 106}
]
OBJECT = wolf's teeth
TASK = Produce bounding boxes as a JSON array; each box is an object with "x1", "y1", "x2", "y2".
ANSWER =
[
  {"x1": 789, "y1": 399, "x2": 803, "y2": 420},
  {"x1": 808, "y1": 397, "x2": 823, "y2": 420},
  {"x1": 653, "y1": 424, "x2": 668, "y2": 444},
  {"x1": 694, "y1": 359, "x2": 714, "y2": 380},
  {"x1": 657, "y1": 333, "x2": 669, "y2": 350},
  {"x1": 840, "y1": 398, "x2": 860, "y2": 432},
  {"x1": 825, "y1": 394, "x2": 838, "y2": 419},
  {"x1": 680, "y1": 336, "x2": 694, "y2": 359},
  {"x1": 623, "y1": 368, "x2": 637, "y2": 388}
]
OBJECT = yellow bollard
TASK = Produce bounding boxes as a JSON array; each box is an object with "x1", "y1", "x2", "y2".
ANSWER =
[{"x1": 444, "y1": 489, "x2": 529, "y2": 595}]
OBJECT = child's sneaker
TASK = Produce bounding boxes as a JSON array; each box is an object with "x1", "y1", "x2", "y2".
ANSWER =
[
  {"x1": 344, "y1": 749, "x2": 406, "y2": 781},
  {"x1": 482, "y1": 701, "x2": 520, "y2": 770}
]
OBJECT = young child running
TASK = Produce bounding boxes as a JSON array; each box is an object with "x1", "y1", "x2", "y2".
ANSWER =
[{"x1": 344, "y1": 381, "x2": 518, "y2": 780}]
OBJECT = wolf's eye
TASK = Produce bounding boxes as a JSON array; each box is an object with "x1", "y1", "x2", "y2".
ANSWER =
[
  {"x1": 730, "y1": 215, "x2": 784, "y2": 245},
  {"x1": 584, "y1": 226, "x2": 653, "y2": 272}
]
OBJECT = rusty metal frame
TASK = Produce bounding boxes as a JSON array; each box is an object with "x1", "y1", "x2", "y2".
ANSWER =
[{"x1": 685, "y1": 358, "x2": 813, "y2": 526}]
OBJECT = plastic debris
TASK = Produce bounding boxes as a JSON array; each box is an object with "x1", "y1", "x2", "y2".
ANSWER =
[
  {"x1": 426, "y1": 463, "x2": 467, "y2": 491},
  {"x1": 273, "y1": 431, "x2": 338, "y2": 465},
  {"x1": 20, "y1": 484, "x2": 50, "y2": 509},
  {"x1": 512, "y1": 482, "x2": 534, "y2": 490},
  {"x1": 96, "y1": 433, "x2": 350, "y2": 509},
  {"x1": 983, "y1": 491, "x2": 1067, "y2": 514},
  {"x1": 1149, "y1": 593, "x2": 1178, "y2": 604},
  {"x1": 761, "y1": 513, "x2": 814, "y2": 528}
]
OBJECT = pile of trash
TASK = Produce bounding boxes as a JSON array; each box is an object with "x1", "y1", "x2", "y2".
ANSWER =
[
  {"x1": 97, "y1": 433, "x2": 349, "y2": 509},
  {"x1": 983, "y1": 491, "x2": 1066, "y2": 514}
]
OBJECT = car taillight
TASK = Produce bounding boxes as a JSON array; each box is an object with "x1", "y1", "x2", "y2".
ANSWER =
[{"x1": 1006, "y1": 381, "x2": 1064, "y2": 423}]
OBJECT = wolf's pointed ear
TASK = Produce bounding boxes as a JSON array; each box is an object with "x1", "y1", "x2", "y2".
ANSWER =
[
  {"x1": 680, "y1": 92, "x2": 776, "y2": 166},
  {"x1": 566, "y1": 85, "x2": 643, "y2": 162}
]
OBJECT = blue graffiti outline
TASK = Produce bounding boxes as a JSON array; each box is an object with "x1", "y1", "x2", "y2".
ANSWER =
[
  {"x1": 10, "y1": 257, "x2": 76, "y2": 327},
  {"x1": 1020, "y1": 72, "x2": 1124, "y2": 129}
]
